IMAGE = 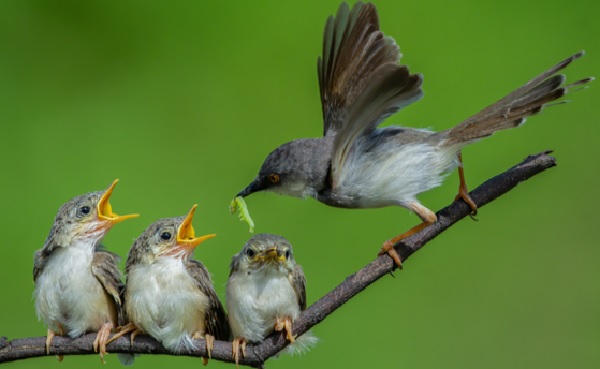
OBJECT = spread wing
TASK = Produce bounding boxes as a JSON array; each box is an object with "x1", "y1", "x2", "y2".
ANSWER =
[
  {"x1": 289, "y1": 264, "x2": 307, "y2": 311},
  {"x1": 91, "y1": 250, "x2": 126, "y2": 325},
  {"x1": 187, "y1": 260, "x2": 230, "y2": 340},
  {"x1": 318, "y1": 2, "x2": 421, "y2": 138},
  {"x1": 319, "y1": 2, "x2": 423, "y2": 187}
]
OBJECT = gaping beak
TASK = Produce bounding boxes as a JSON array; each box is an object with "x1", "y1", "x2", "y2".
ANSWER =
[
  {"x1": 236, "y1": 177, "x2": 263, "y2": 198},
  {"x1": 98, "y1": 179, "x2": 140, "y2": 224},
  {"x1": 176, "y1": 204, "x2": 216, "y2": 252}
]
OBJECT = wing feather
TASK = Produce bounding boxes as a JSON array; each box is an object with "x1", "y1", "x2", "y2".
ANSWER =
[{"x1": 186, "y1": 260, "x2": 230, "y2": 340}]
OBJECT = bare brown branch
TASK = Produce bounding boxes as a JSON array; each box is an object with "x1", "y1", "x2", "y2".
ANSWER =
[{"x1": 0, "y1": 152, "x2": 557, "y2": 367}]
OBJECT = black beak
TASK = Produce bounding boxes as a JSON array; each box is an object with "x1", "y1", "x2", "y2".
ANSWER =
[{"x1": 236, "y1": 177, "x2": 263, "y2": 198}]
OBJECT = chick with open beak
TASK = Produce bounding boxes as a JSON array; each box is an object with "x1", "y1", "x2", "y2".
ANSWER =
[
  {"x1": 33, "y1": 179, "x2": 139, "y2": 363},
  {"x1": 109, "y1": 205, "x2": 229, "y2": 364},
  {"x1": 226, "y1": 234, "x2": 317, "y2": 366}
]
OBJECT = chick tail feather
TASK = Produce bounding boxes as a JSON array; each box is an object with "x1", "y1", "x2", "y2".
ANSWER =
[
  {"x1": 284, "y1": 330, "x2": 318, "y2": 356},
  {"x1": 117, "y1": 353, "x2": 137, "y2": 366}
]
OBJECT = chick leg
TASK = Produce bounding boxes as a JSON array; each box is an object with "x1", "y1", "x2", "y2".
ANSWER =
[
  {"x1": 46, "y1": 327, "x2": 65, "y2": 361},
  {"x1": 454, "y1": 152, "x2": 478, "y2": 215},
  {"x1": 45, "y1": 329, "x2": 56, "y2": 355},
  {"x1": 93, "y1": 321, "x2": 114, "y2": 364},
  {"x1": 191, "y1": 331, "x2": 215, "y2": 365},
  {"x1": 380, "y1": 202, "x2": 437, "y2": 268},
  {"x1": 275, "y1": 316, "x2": 295, "y2": 343},
  {"x1": 205, "y1": 334, "x2": 215, "y2": 359},
  {"x1": 106, "y1": 322, "x2": 142, "y2": 346},
  {"x1": 232, "y1": 338, "x2": 247, "y2": 368}
]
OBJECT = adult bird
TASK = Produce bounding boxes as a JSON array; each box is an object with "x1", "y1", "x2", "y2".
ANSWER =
[
  {"x1": 227, "y1": 234, "x2": 316, "y2": 366},
  {"x1": 235, "y1": 1, "x2": 592, "y2": 267},
  {"x1": 108, "y1": 205, "x2": 228, "y2": 364},
  {"x1": 33, "y1": 179, "x2": 139, "y2": 363}
]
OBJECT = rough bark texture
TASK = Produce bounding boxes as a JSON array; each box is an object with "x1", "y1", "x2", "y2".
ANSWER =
[{"x1": 0, "y1": 152, "x2": 557, "y2": 368}]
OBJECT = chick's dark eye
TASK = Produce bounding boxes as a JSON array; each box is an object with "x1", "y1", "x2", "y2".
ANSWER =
[
  {"x1": 160, "y1": 232, "x2": 172, "y2": 240},
  {"x1": 267, "y1": 173, "x2": 280, "y2": 184},
  {"x1": 80, "y1": 206, "x2": 91, "y2": 214},
  {"x1": 245, "y1": 248, "x2": 255, "y2": 257},
  {"x1": 285, "y1": 250, "x2": 291, "y2": 259}
]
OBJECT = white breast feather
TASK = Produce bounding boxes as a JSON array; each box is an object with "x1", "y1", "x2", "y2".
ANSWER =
[
  {"x1": 34, "y1": 243, "x2": 112, "y2": 337},
  {"x1": 227, "y1": 267, "x2": 299, "y2": 342},
  {"x1": 126, "y1": 258, "x2": 209, "y2": 352},
  {"x1": 337, "y1": 140, "x2": 459, "y2": 207}
]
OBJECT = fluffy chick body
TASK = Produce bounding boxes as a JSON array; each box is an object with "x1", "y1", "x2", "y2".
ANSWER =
[{"x1": 126, "y1": 257, "x2": 210, "y2": 351}]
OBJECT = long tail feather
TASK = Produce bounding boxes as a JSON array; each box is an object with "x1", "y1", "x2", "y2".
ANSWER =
[{"x1": 441, "y1": 52, "x2": 592, "y2": 146}]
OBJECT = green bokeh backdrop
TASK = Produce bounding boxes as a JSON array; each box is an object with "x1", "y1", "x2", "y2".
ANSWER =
[{"x1": 1, "y1": 1, "x2": 598, "y2": 368}]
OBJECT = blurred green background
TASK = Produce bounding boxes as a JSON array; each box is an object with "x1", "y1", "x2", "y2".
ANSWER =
[{"x1": 0, "y1": 0, "x2": 597, "y2": 368}]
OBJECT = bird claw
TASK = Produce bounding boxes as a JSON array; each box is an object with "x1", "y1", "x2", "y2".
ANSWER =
[
  {"x1": 455, "y1": 152, "x2": 478, "y2": 217},
  {"x1": 275, "y1": 316, "x2": 296, "y2": 343},
  {"x1": 205, "y1": 334, "x2": 215, "y2": 359},
  {"x1": 379, "y1": 240, "x2": 403, "y2": 269},
  {"x1": 454, "y1": 190, "x2": 478, "y2": 217},
  {"x1": 107, "y1": 322, "x2": 140, "y2": 346},
  {"x1": 193, "y1": 332, "x2": 215, "y2": 365},
  {"x1": 45, "y1": 329, "x2": 55, "y2": 355},
  {"x1": 232, "y1": 338, "x2": 247, "y2": 368},
  {"x1": 93, "y1": 322, "x2": 114, "y2": 364}
]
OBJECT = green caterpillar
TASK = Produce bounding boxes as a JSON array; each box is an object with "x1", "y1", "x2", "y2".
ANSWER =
[{"x1": 230, "y1": 196, "x2": 254, "y2": 233}]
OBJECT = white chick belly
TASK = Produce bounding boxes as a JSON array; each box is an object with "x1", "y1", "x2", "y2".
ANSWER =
[
  {"x1": 227, "y1": 269, "x2": 299, "y2": 342},
  {"x1": 126, "y1": 258, "x2": 209, "y2": 352},
  {"x1": 34, "y1": 247, "x2": 112, "y2": 337}
]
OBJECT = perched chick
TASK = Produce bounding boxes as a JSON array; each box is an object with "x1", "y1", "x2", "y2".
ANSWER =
[
  {"x1": 227, "y1": 234, "x2": 316, "y2": 366},
  {"x1": 110, "y1": 205, "x2": 228, "y2": 364},
  {"x1": 33, "y1": 179, "x2": 139, "y2": 363}
]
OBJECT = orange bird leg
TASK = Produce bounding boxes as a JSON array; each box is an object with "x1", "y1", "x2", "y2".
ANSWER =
[
  {"x1": 275, "y1": 316, "x2": 296, "y2": 342},
  {"x1": 232, "y1": 337, "x2": 247, "y2": 368},
  {"x1": 93, "y1": 321, "x2": 114, "y2": 364},
  {"x1": 381, "y1": 202, "x2": 437, "y2": 268},
  {"x1": 454, "y1": 151, "x2": 478, "y2": 215},
  {"x1": 45, "y1": 328, "x2": 57, "y2": 355},
  {"x1": 192, "y1": 332, "x2": 215, "y2": 365},
  {"x1": 106, "y1": 322, "x2": 142, "y2": 346},
  {"x1": 46, "y1": 327, "x2": 65, "y2": 361}
]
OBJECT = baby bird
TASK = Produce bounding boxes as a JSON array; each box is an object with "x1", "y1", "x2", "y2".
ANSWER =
[
  {"x1": 110, "y1": 205, "x2": 228, "y2": 364},
  {"x1": 226, "y1": 234, "x2": 316, "y2": 366},
  {"x1": 33, "y1": 179, "x2": 139, "y2": 363}
]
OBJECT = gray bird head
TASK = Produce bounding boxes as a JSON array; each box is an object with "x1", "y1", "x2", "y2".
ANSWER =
[
  {"x1": 126, "y1": 205, "x2": 215, "y2": 271},
  {"x1": 41, "y1": 179, "x2": 139, "y2": 254},
  {"x1": 236, "y1": 138, "x2": 333, "y2": 200},
  {"x1": 230, "y1": 233, "x2": 296, "y2": 274}
]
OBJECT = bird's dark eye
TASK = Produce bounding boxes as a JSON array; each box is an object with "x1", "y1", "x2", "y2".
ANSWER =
[
  {"x1": 160, "y1": 232, "x2": 172, "y2": 240},
  {"x1": 285, "y1": 250, "x2": 291, "y2": 259},
  {"x1": 267, "y1": 173, "x2": 280, "y2": 184},
  {"x1": 246, "y1": 248, "x2": 255, "y2": 257},
  {"x1": 76, "y1": 205, "x2": 92, "y2": 218}
]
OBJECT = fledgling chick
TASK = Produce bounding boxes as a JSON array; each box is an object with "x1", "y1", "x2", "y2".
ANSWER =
[
  {"x1": 235, "y1": 1, "x2": 593, "y2": 267},
  {"x1": 226, "y1": 234, "x2": 317, "y2": 366},
  {"x1": 109, "y1": 205, "x2": 229, "y2": 364},
  {"x1": 33, "y1": 179, "x2": 139, "y2": 363}
]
